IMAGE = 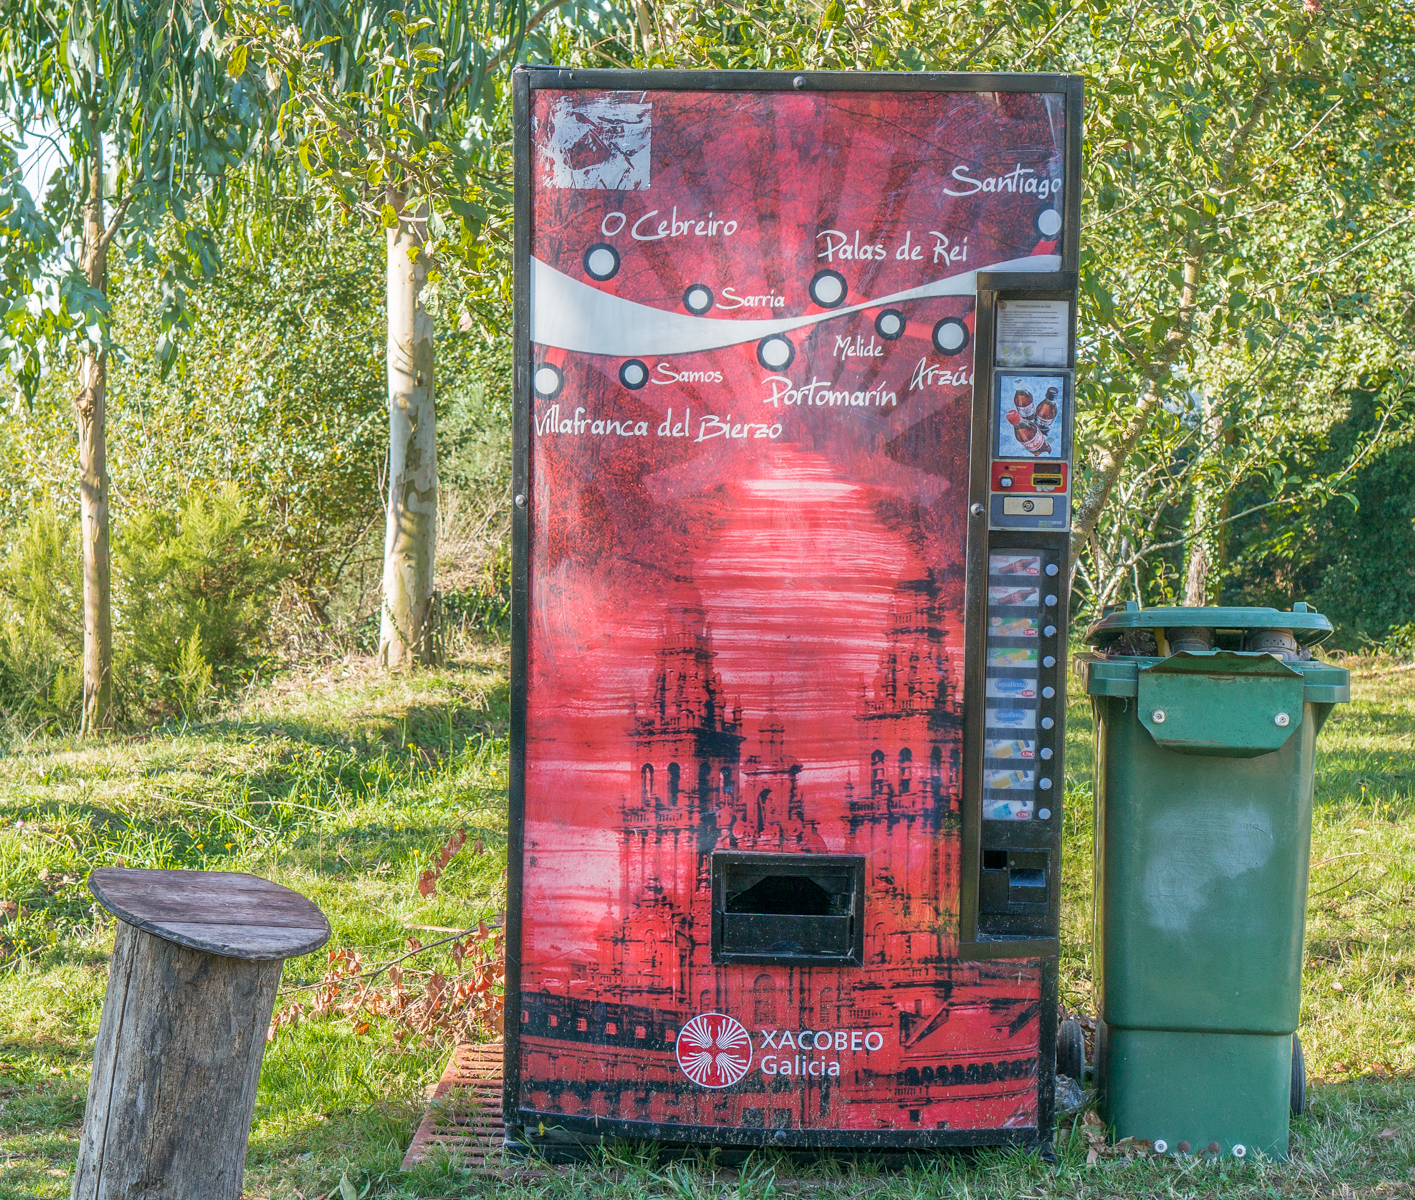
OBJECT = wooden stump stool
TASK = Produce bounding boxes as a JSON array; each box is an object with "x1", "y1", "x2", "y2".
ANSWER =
[{"x1": 73, "y1": 869, "x2": 331, "y2": 1200}]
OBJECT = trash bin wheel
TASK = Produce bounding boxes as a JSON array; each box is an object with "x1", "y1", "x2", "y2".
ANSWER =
[
  {"x1": 1057, "y1": 1018, "x2": 1085, "y2": 1082},
  {"x1": 1291, "y1": 1032, "x2": 1306, "y2": 1116}
]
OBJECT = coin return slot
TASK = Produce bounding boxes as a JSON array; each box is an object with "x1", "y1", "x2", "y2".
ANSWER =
[
  {"x1": 979, "y1": 849, "x2": 1051, "y2": 932},
  {"x1": 712, "y1": 852, "x2": 864, "y2": 965}
]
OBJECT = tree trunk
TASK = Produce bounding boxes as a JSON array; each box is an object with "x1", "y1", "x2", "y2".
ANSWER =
[
  {"x1": 1069, "y1": 376, "x2": 1164, "y2": 563},
  {"x1": 1069, "y1": 80, "x2": 1277, "y2": 570},
  {"x1": 77, "y1": 139, "x2": 113, "y2": 734},
  {"x1": 1182, "y1": 399, "x2": 1235, "y2": 607},
  {"x1": 70, "y1": 920, "x2": 282, "y2": 1199},
  {"x1": 379, "y1": 194, "x2": 438, "y2": 669}
]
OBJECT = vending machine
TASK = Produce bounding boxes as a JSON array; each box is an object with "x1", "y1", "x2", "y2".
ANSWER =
[{"x1": 507, "y1": 67, "x2": 1082, "y2": 1154}]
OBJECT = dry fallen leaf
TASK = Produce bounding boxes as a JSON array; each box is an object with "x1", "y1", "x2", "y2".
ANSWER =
[{"x1": 1378, "y1": 1127, "x2": 1396, "y2": 1140}]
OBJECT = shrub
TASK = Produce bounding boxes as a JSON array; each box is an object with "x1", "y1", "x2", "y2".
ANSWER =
[
  {"x1": 116, "y1": 483, "x2": 286, "y2": 707},
  {"x1": 0, "y1": 503, "x2": 83, "y2": 728}
]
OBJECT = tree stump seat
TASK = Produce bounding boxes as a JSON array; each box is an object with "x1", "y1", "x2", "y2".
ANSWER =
[{"x1": 73, "y1": 869, "x2": 330, "y2": 1200}]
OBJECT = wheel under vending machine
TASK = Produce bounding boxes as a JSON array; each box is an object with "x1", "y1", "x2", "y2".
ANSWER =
[{"x1": 507, "y1": 67, "x2": 1083, "y2": 1155}]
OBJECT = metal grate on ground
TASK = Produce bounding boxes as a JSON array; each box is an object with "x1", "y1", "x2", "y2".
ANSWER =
[{"x1": 401, "y1": 1041, "x2": 505, "y2": 1173}]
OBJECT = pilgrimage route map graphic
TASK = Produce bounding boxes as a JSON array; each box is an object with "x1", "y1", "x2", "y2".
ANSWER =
[{"x1": 519, "y1": 85, "x2": 1066, "y2": 1135}]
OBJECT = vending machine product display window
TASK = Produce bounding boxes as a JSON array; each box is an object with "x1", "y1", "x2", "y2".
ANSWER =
[{"x1": 508, "y1": 67, "x2": 1082, "y2": 1154}]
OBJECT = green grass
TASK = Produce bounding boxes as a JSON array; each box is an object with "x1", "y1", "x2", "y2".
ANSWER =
[{"x1": 0, "y1": 645, "x2": 1412, "y2": 1199}]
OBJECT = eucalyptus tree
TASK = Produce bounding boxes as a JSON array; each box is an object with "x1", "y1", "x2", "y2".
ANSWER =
[
  {"x1": 0, "y1": 136, "x2": 91, "y2": 401},
  {"x1": 229, "y1": 0, "x2": 596, "y2": 668},
  {"x1": 0, "y1": 0, "x2": 262, "y2": 731}
]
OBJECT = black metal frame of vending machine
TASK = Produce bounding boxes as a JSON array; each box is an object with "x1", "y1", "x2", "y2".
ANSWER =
[
  {"x1": 507, "y1": 67, "x2": 1082, "y2": 1155},
  {"x1": 959, "y1": 269, "x2": 1078, "y2": 963}
]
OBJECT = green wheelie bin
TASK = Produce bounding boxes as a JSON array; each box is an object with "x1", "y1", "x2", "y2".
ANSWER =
[{"x1": 1077, "y1": 604, "x2": 1350, "y2": 1161}]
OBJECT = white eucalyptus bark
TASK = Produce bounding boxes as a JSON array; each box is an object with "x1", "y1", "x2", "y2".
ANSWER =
[
  {"x1": 379, "y1": 197, "x2": 439, "y2": 668},
  {"x1": 77, "y1": 137, "x2": 114, "y2": 733}
]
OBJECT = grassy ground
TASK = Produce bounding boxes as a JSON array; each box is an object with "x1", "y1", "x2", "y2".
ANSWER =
[{"x1": 0, "y1": 644, "x2": 1411, "y2": 1199}]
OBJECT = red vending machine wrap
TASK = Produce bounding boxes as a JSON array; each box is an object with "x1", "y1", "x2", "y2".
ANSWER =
[{"x1": 510, "y1": 69, "x2": 1081, "y2": 1153}]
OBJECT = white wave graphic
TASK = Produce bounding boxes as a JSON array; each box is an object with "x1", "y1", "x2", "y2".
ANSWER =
[{"x1": 530, "y1": 253, "x2": 1061, "y2": 357}]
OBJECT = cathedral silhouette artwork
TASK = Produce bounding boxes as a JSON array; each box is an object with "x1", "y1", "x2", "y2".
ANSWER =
[{"x1": 518, "y1": 582, "x2": 1042, "y2": 1134}]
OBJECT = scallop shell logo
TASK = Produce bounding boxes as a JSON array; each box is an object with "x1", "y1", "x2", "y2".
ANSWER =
[{"x1": 675, "y1": 1013, "x2": 753, "y2": 1088}]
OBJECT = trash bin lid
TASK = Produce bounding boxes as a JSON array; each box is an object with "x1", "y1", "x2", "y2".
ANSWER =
[{"x1": 1084, "y1": 603, "x2": 1332, "y2": 651}]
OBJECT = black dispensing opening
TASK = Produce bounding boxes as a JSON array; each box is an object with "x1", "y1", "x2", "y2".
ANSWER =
[
  {"x1": 726, "y1": 874, "x2": 835, "y2": 916},
  {"x1": 712, "y1": 852, "x2": 865, "y2": 965}
]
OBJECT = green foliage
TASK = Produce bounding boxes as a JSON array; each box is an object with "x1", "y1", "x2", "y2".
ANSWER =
[
  {"x1": 175, "y1": 630, "x2": 215, "y2": 718},
  {"x1": 116, "y1": 483, "x2": 286, "y2": 702},
  {"x1": 1, "y1": 501, "x2": 82, "y2": 652},
  {"x1": 0, "y1": 485, "x2": 283, "y2": 728},
  {"x1": 437, "y1": 330, "x2": 512, "y2": 502},
  {"x1": 226, "y1": 0, "x2": 541, "y2": 325},
  {"x1": 103, "y1": 226, "x2": 390, "y2": 617},
  {"x1": 1227, "y1": 390, "x2": 1415, "y2": 646},
  {"x1": 0, "y1": 0, "x2": 269, "y2": 379},
  {"x1": 0, "y1": 138, "x2": 102, "y2": 395},
  {"x1": 0, "y1": 503, "x2": 83, "y2": 726},
  {"x1": 1377, "y1": 623, "x2": 1415, "y2": 660},
  {"x1": 435, "y1": 331, "x2": 514, "y2": 639}
]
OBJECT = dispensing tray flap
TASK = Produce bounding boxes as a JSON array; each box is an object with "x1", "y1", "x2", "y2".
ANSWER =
[{"x1": 1136, "y1": 651, "x2": 1305, "y2": 757}]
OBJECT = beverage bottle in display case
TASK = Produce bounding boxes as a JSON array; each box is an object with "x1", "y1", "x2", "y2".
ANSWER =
[
  {"x1": 1006, "y1": 409, "x2": 1053, "y2": 456},
  {"x1": 1035, "y1": 388, "x2": 1059, "y2": 433},
  {"x1": 1011, "y1": 387, "x2": 1038, "y2": 419}
]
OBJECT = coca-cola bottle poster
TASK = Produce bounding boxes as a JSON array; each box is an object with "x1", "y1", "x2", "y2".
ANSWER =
[
  {"x1": 517, "y1": 80, "x2": 1070, "y2": 1141},
  {"x1": 996, "y1": 372, "x2": 1067, "y2": 459}
]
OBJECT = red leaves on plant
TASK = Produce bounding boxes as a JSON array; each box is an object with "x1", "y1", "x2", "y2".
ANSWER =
[
  {"x1": 267, "y1": 825, "x2": 504, "y2": 1048},
  {"x1": 414, "y1": 828, "x2": 469, "y2": 899}
]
